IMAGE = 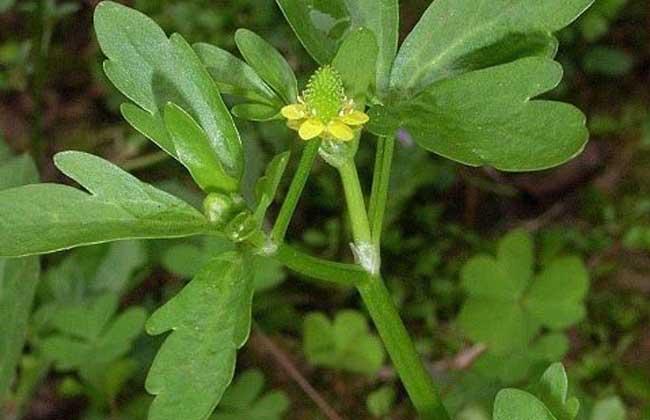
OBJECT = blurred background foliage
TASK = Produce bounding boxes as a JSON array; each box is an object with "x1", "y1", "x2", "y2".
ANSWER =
[{"x1": 0, "y1": 0, "x2": 648, "y2": 419}]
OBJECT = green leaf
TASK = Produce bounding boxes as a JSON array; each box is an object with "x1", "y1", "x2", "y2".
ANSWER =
[
  {"x1": 145, "y1": 252, "x2": 254, "y2": 420},
  {"x1": 590, "y1": 397, "x2": 626, "y2": 420},
  {"x1": 493, "y1": 389, "x2": 557, "y2": 420},
  {"x1": 95, "y1": 1, "x2": 243, "y2": 179},
  {"x1": 366, "y1": 385, "x2": 396, "y2": 417},
  {"x1": 369, "y1": 57, "x2": 589, "y2": 172},
  {"x1": 234, "y1": 29, "x2": 298, "y2": 104},
  {"x1": 231, "y1": 103, "x2": 280, "y2": 122},
  {"x1": 194, "y1": 42, "x2": 281, "y2": 106},
  {"x1": 211, "y1": 369, "x2": 290, "y2": 420},
  {"x1": 0, "y1": 154, "x2": 39, "y2": 190},
  {"x1": 458, "y1": 229, "x2": 589, "y2": 353},
  {"x1": 90, "y1": 241, "x2": 147, "y2": 294},
  {"x1": 254, "y1": 151, "x2": 290, "y2": 223},
  {"x1": 474, "y1": 333, "x2": 569, "y2": 383},
  {"x1": 0, "y1": 152, "x2": 210, "y2": 257},
  {"x1": 164, "y1": 102, "x2": 239, "y2": 192},
  {"x1": 41, "y1": 294, "x2": 146, "y2": 370},
  {"x1": 332, "y1": 28, "x2": 378, "y2": 102},
  {"x1": 536, "y1": 363, "x2": 580, "y2": 420},
  {"x1": 526, "y1": 257, "x2": 589, "y2": 329},
  {"x1": 0, "y1": 257, "x2": 40, "y2": 404},
  {"x1": 493, "y1": 363, "x2": 581, "y2": 420},
  {"x1": 390, "y1": 0, "x2": 594, "y2": 97},
  {"x1": 303, "y1": 310, "x2": 385, "y2": 375},
  {"x1": 276, "y1": 0, "x2": 398, "y2": 95}
]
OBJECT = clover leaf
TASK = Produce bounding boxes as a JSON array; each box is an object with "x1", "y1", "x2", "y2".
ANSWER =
[
  {"x1": 458, "y1": 229, "x2": 589, "y2": 354},
  {"x1": 0, "y1": 152, "x2": 210, "y2": 257},
  {"x1": 303, "y1": 310, "x2": 385, "y2": 375},
  {"x1": 494, "y1": 363, "x2": 580, "y2": 420},
  {"x1": 211, "y1": 369, "x2": 290, "y2": 420},
  {"x1": 145, "y1": 252, "x2": 254, "y2": 420},
  {"x1": 40, "y1": 293, "x2": 146, "y2": 371}
]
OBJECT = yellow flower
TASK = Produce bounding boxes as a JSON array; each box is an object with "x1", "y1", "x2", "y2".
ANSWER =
[{"x1": 281, "y1": 66, "x2": 369, "y2": 142}]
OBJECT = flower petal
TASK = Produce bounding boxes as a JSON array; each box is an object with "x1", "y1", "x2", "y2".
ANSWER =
[
  {"x1": 281, "y1": 104, "x2": 307, "y2": 120},
  {"x1": 327, "y1": 120, "x2": 354, "y2": 141},
  {"x1": 299, "y1": 118, "x2": 325, "y2": 140},
  {"x1": 341, "y1": 110, "x2": 369, "y2": 126}
]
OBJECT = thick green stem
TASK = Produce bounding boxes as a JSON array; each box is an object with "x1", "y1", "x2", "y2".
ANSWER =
[
  {"x1": 271, "y1": 140, "x2": 321, "y2": 245},
  {"x1": 338, "y1": 160, "x2": 372, "y2": 245},
  {"x1": 358, "y1": 279, "x2": 449, "y2": 420},
  {"x1": 273, "y1": 243, "x2": 366, "y2": 287},
  {"x1": 338, "y1": 156, "x2": 450, "y2": 420}
]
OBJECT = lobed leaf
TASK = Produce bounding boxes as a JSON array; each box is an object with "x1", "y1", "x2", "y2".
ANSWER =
[
  {"x1": 145, "y1": 252, "x2": 254, "y2": 420},
  {"x1": 0, "y1": 152, "x2": 210, "y2": 257},
  {"x1": 369, "y1": 57, "x2": 589, "y2": 172},
  {"x1": 390, "y1": 0, "x2": 594, "y2": 97},
  {"x1": 276, "y1": 0, "x2": 398, "y2": 96},
  {"x1": 41, "y1": 293, "x2": 146, "y2": 371},
  {"x1": 95, "y1": 1, "x2": 243, "y2": 185}
]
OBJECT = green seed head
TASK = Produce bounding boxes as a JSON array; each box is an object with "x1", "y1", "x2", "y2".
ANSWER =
[{"x1": 304, "y1": 65, "x2": 345, "y2": 123}]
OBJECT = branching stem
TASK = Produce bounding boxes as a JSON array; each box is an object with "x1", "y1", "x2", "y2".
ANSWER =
[{"x1": 271, "y1": 140, "x2": 321, "y2": 245}]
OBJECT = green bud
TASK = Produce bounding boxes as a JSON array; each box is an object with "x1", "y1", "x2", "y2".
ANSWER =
[{"x1": 203, "y1": 193, "x2": 243, "y2": 226}]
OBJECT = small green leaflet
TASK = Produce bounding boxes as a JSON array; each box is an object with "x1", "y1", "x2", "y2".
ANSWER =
[
  {"x1": 40, "y1": 293, "x2": 146, "y2": 371},
  {"x1": 164, "y1": 102, "x2": 239, "y2": 192},
  {"x1": 0, "y1": 152, "x2": 210, "y2": 257},
  {"x1": 590, "y1": 397, "x2": 626, "y2": 420},
  {"x1": 146, "y1": 252, "x2": 254, "y2": 420},
  {"x1": 493, "y1": 363, "x2": 580, "y2": 420},
  {"x1": 275, "y1": 0, "x2": 398, "y2": 96},
  {"x1": 369, "y1": 57, "x2": 589, "y2": 172},
  {"x1": 474, "y1": 333, "x2": 569, "y2": 383},
  {"x1": 211, "y1": 370, "x2": 290, "y2": 420},
  {"x1": 94, "y1": 1, "x2": 243, "y2": 189},
  {"x1": 0, "y1": 257, "x2": 40, "y2": 404},
  {"x1": 332, "y1": 28, "x2": 378, "y2": 104},
  {"x1": 303, "y1": 310, "x2": 385, "y2": 375},
  {"x1": 458, "y1": 229, "x2": 589, "y2": 354},
  {"x1": 390, "y1": 0, "x2": 595, "y2": 97},
  {"x1": 194, "y1": 43, "x2": 281, "y2": 106},
  {"x1": 0, "y1": 147, "x2": 40, "y2": 405},
  {"x1": 234, "y1": 29, "x2": 298, "y2": 105}
]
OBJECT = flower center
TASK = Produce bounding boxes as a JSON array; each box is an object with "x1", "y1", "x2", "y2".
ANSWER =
[{"x1": 303, "y1": 65, "x2": 345, "y2": 123}]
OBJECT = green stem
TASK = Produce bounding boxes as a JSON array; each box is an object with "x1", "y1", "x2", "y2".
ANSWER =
[
  {"x1": 368, "y1": 136, "x2": 395, "y2": 249},
  {"x1": 337, "y1": 157, "x2": 450, "y2": 420},
  {"x1": 271, "y1": 140, "x2": 321, "y2": 245},
  {"x1": 338, "y1": 160, "x2": 372, "y2": 245},
  {"x1": 274, "y1": 244, "x2": 366, "y2": 287},
  {"x1": 358, "y1": 279, "x2": 449, "y2": 420}
]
